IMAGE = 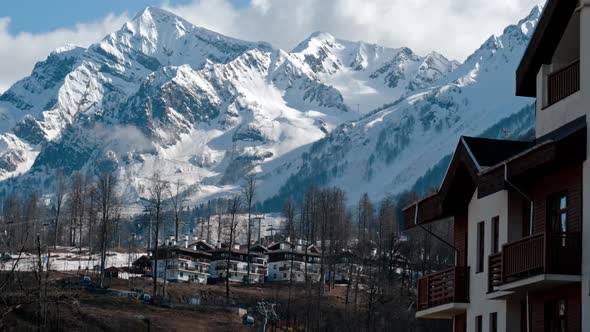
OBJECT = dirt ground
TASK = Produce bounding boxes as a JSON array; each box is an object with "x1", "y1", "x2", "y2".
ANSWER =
[{"x1": 0, "y1": 272, "x2": 350, "y2": 331}]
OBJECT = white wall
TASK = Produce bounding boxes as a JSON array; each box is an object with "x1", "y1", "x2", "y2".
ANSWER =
[
  {"x1": 268, "y1": 261, "x2": 320, "y2": 282},
  {"x1": 535, "y1": 9, "x2": 586, "y2": 138},
  {"x1": 465, "y1": 190, "x2": 510, "y2": 331},
  {"x1": 210, "y1": 260, "x2": 265, "y2": 283},
  {"x1": 580, "y1": 3, "x2": 590, "y2": 332}
]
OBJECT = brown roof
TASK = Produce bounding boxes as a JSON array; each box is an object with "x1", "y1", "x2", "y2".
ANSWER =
[
  {"x1": 516, "y1": 0, "x2": 578, "y2": 97},
  {"x1": 151, "y1": 245, "x2": 212, "y2": 256},
  {"x1": 403, "y1": 116, "x2": 587, "y2": 228}
]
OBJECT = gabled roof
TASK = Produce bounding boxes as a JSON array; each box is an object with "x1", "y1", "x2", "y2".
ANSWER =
[
  {"x1": 516, "y1": 0, "x2": 578, "y2": 97},
  {"x1": 461, "y1": 137, "x2": 532, "y2": 168},
  {"x1": 210, "y1": 243, "x2": 265, "y2": 256},
  {"x1": 404, "y1": 116, "x2": 587, "y2": 229},
  {"x1": 152, "y1": 245, "x2": 212, "y2": 256},
  {"x1": 250, "y1": 244, "x2": 269, "y2": 253},
  {"x1": 190, "y1": 240, "x2": 216, "y2": 251},
  {"x1": 403, "y1": 137, "x2": 482, "y2": 228},
  {"x1": 267, "y1": 241, "x2": 321, "y2": 256}
]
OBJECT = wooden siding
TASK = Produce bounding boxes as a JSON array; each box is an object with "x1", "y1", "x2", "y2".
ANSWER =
[
  {"x1": 454, "y1": 313, "x2": 466, "y2": 332},
  {"x1": 529, "y1": 284, "x2": 581, "y2": 332},
  {"x1": 528, "y1": 162, "x2": 583, "y2": 235},
  {"x1": 477, "y1": 166, "x2": 505, "y2": 198},
  {"x1": 454, "y1": 213, "x2": 468, "y2": 267}
]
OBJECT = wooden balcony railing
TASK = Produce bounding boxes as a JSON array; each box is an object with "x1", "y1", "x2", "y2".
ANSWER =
[
  {"x1": 488, "y1": 252, "x2": 502, "y2": 292},
  {"x1": 547, "y1": 60, "x2": 580, "y2": 106},
  {"x1": 488, "y1": 232, "x2": 581, "y2": 290},
  {"x1": 417, "y1": 266, "x2": 469, "y2": 311}
]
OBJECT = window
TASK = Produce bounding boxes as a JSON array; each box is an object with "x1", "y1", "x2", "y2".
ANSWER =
[
  {"x1": 491, "y1": 217, "x2": 499, "y2": 254},
  {"x1": 476, "y1": 315, "x2": 482, "y2": 332},
  {"x1": 522, "y1": 198, "x2": 531, "y2": 237},
  {"x1": 283, "y1": 273, "x2": 287, "y2": 278},
  {"x1": 477, "y1": 222, "x2": 485, "y2": 273},
  {"x1": 273, "y1": 273, "x2": 277, "y2": 279},
  {"x1": 489, "y1": 312, "x2": 497, "y2": 332},
  {"x1": 545, "y1": 299, "x2": 566, "y2": 332},
  {"x1": 548, "y1": 193, "x2": 568, "y2": 233},
  {"x1": 180, "y1": 272, "x2": 183, "y2": 278}
]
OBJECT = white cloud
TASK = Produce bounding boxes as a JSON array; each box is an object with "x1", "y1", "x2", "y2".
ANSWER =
[
  {"x1": 0, "y1": 13, "x2": 129, "y2": 92},
  {"x1": 0, "y1": 0, "x2": 543, "y2": 93},
  {"x1": 164, "y1": 0, "x2": 543, "y2": 60}
]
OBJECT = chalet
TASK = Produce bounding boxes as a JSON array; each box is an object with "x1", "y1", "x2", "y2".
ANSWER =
[
  {"x1": 105, "y1": 266, "x2": 120, "y2": 279},
  {"x1": 325, "y1": 250, "x2": 367, "y2": 285},
  {"x1": 150, "y1": 239, "x2": 212, "y2": 284},
  {"x1": 131, "y1": 255, "x2": 151, "y2": 274},
  {"x1": 208, "y1": 243, "x2": 268, "y2": 283},
  {"x1": 403, "y1": 1, "x2": 589, "y2": 331},
  {"x1": 266, "y1": 240, "x2": 321, "y2": 282}
]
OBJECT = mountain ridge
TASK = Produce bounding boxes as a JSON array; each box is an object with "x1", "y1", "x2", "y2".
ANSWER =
[{"x1": 0, "y1": 6, "x2": 541, "y2": 213}]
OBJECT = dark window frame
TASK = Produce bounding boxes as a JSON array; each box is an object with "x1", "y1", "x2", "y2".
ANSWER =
[
  {"x1": 477, "y1": 221, "x2": 485, "y2": 273},
  {"x1": 476, "y1": 315, "x2": 483, "y2": 332},
  {"x1": 489, "y1": 312, "x2": 497, "y2": 332},
  {"x1": 547, "y1": 191, "x2": 568, "y2": 234},
  {"x1": 491, "y1": 216, "x2": 500, "y2": 254}
]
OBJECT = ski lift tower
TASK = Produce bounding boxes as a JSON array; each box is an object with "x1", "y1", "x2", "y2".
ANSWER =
[
  {"x1": 253, "y1": 215, "x2": 265, "y2": 243},
  {"x1": 255, "y1": 301, "x2": 278, "y2": 332}
]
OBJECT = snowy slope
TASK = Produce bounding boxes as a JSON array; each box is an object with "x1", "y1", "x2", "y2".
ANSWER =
[
  {"x1": 263, "y1": 5, "x2": 541, "y2": 207},
  {"x1": 0, "y1": 7, "x2": 271, "y2": 181},
  {"x1": 0, "y1": 7, "x2": 355, "y2": 203},
  {"x1": 291, "y1": 32, "x2": 459, "y2": 112}
]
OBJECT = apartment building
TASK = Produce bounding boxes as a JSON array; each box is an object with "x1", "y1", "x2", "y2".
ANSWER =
[
  {"x1": 151, "y1": 238, "x2": 213, "y2": 284},
  {"x1": 208, "y1": 243, "x2": 268, "y2": 283},
  {"x1": 267, "y1": 241, "x2": 321, "y2": 282},
  {"x1": 404, "y1": 1, "x2": 589, "y2": 331}
]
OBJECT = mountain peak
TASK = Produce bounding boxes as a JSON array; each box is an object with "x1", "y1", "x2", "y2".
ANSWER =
[
  {"x1": 291, "y1": 31, "x2": 337, "y2": 53},
  {"x1": 517, "y1": 4, "x2": 543, "y2": 36},
  {"x1": 132, "y1": 6, "x2": 179, "y2": 22}
]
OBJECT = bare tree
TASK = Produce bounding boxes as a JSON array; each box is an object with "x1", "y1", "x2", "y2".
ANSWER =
[
  {"x1": 95, "y1": 171, "x2": 119, "y2": 288},
  {"x1": 168, "y1": 179, "x2": 184, "y2": 241},
  {"x1": 67, "y1": 173, "x2": 84, "y2": 247},
  {"x1": 53, "y1": 169, "x2": 66, "y2": 249},
  {"x1": 86, "y1": 181, "x2": 97, "y2": 252},
  {"x1": 242, "y1": 175, "x2": 256, "y2": 283},
  {"x1": 224, "y1": 195, "x2": 241, "y2": 303},
  {"x1": 283, "y1": 198, "x2": 296, "y2": 240},
  {"x1": 143, "y1": 172, "x2": 169, "y2": 297},
  {"x1": 206, "y1": 200, "x2": 212, "y2": 243},
  {"x1": 215, "y1": 198, "x2": 223, "y2": 246}
]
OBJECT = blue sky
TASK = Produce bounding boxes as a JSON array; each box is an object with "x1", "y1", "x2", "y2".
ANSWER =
[{"x1": 2, "y1": 0, "x2": 248, "y2": 34}]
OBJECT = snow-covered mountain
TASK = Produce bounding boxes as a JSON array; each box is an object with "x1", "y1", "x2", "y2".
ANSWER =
[
  {"x1": 0, "y1": 5, "x2": 542, "y2": 212},
  {"x1": 291, "y1": 32, "x2": 459, "y2": 112},
  {"x1": 262, "y1": 5, "x2": 541, "y2": 208}
]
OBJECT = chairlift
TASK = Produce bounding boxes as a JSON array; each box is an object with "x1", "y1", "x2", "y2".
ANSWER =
[{"x1": 242, "y1": 314, "x2": 255, "y2": 327}]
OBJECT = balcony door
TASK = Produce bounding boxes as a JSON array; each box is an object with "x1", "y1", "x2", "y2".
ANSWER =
[
  {"x1": 547, "y1": 192, "x2": 568, "y2": 234},
  {"x1": 544, "y1": 299, "x2": 566, "y2": 332}
]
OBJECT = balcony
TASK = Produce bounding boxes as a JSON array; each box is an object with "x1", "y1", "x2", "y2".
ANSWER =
[
  {"x1": 488, "y1": 232, "x2": 581, "y2": 297},
  {"x1": 547, "y1": 60, "x2": 580, "y2": 107},
  {"x1": 416, "y1": 266, "x2": 469, "y2": 319}
]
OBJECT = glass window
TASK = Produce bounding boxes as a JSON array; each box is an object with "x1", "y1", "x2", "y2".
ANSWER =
[
  {"x1": 476, "y1": 315, "x2": 482, "y2": 332},
  {"x1": 477, "y1": 222, "x2": 485, "y2": 273},
  {"x1": 491, "y1": 217, "x2": 499, "y2": 254},
  {"x1": 545, "y1": 299, "x2": 566, "y2": 332},
  {"x1": 549, "y1": 192, "x2": 568, "y2": 233},
  {"x1": 490, "y1": 312, "x2": 497, "y2": 332}
]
